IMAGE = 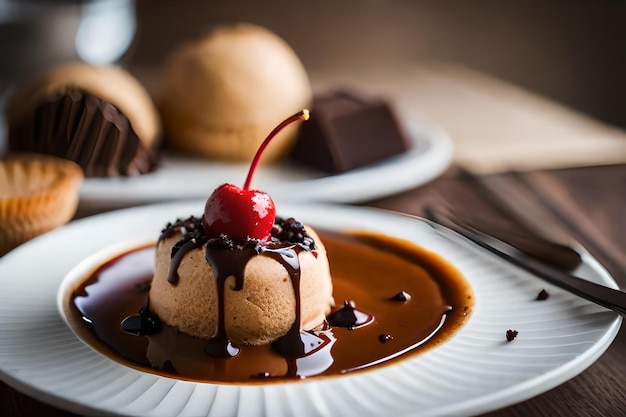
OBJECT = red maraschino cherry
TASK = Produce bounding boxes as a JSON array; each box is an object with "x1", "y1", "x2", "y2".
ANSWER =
[{"x1": 203, "y1": 110, "x2": 310, "y2": 242}]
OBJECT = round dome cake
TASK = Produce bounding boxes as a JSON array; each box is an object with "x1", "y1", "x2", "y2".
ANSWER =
[
  {"x1": 157, "y1": 23, "x2": 313, "y2": 162},
  {"x1": 149, "y1": 216, "x2": 334, "y2": 346}
]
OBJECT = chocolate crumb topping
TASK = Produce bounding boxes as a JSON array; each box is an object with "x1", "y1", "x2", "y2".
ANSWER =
[
  {"x1": 506, "y1": 329, "x2": 518, "y2": 342},
  {"x1": 272, "y1": 217, "x2": 316, "y2": 251},
  {"x1": 158, "y1": 216, "x2": 204, "y2": 244}
]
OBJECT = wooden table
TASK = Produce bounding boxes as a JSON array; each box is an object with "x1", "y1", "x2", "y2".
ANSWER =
[{"x1": 1, "y1": 62, "x2": 625, "y2": 416}]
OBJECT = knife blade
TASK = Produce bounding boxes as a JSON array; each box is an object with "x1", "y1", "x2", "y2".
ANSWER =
[{"x1": 425, "y1": 206, "x2": 626, "y2": 316}]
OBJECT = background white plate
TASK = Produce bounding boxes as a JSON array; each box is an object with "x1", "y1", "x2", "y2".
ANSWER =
[
  {"x1": 0, "y1": 201, "x2": 621, "y2": 417},
  {"x1": 78, "y1": 122, "x2": 453, "y2": 210}
]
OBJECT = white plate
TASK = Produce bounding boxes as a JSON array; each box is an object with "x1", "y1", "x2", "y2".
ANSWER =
[
  {"x1": 78, "y1": 122, "x2": 453, "y2": 210},
  {"x1": 0, "y1": 201, "x2": 621, "y2": 417}
]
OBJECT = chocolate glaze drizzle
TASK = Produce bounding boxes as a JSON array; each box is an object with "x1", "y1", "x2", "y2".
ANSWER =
[
  {"x1": 264, "y1": 246, "x2": 306, "y2": 358},
  {"x1": 127, "y1": 216, "x2": 318, "y2": 359},
  {"x1": 203, "y1": 242, "x2": 259, "y2": 357}
]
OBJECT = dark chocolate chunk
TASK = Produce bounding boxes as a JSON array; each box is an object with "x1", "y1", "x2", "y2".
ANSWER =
[
  {"x1": 390, "y1": 290, "x2": 412, "y2": 302},
  {"x1": 378, "y1": 333, "x2": 394, "y2": 343},
  {"x1": 327, "y1": 300, "x2": 359, "y2": 329},
  {"x1": 326, "y1": 300, "x2": 374, "y2": 329},
  {"x1": 121, "y1": 304, "x2": 162, "y2": 336},
  {"x1": 290, "y1": 90, "x2": 410, "y2": 173}
]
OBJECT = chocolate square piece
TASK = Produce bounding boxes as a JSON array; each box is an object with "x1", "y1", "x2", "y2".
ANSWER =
[{"x1": 290, "y1": 91, "x2": 410, "y2": 173}]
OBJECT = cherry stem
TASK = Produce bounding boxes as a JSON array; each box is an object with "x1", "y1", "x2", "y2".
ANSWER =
[{"x1": 243, "y1": 109, "x2": 310, "y2": 191}]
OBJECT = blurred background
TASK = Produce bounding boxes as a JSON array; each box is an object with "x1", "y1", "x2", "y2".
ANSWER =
[{"x1": 0, "y1": 0, "x2": 624, "y2": 128}]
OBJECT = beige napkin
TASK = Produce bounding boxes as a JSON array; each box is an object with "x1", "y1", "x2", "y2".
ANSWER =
[{"x1": 310, "y1": 61, "x2": 626, "y2": 175}]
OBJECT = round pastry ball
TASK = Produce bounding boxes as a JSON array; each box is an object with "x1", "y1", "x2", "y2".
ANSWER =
[{"x1": 157, "y1": 23, "x2": 312, "y2": 162}]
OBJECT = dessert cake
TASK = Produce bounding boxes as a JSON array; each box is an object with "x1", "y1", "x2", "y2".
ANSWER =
[
  {"x1": 5, "y1": 63, "x2": 162, "y2": 177},
  {"x1": 0, "y1": 154, "x2": 83, "y2": 256},
  {"x1": 150, "y1": 215, "x2": 334, "y2": 349},
  {"x1": 66, "y1": 111, "x2": 473, "y2": 382},
  {"x1": 130, "y1": 110, "x2": 334, "y2": 357},
  {"x1": 157, "y1": 23, "x2": 312, "y2": 163}
]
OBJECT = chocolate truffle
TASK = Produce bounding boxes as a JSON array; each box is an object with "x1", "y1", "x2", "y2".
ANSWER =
[
  {"x1": 4, "y1": 63, "x2": 162, "y2": 177},
  {"x1": 290, "y1": 91, "x2": 410, "y2": 173}
]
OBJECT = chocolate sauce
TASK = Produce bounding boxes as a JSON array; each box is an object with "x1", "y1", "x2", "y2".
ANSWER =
[
  {"x1": 201, "y1": 244, "x2": 252, "y2": 357},
  {"x1": 168, "y1": 238, "x2": 203, "y2": 285},
  {"x1": 70, "y1": 230, "x2": 474, "y2": 383},
  {"x1": 120, "y1": 301, "x2": 161, "y2": 336},
  {"x1": 264, "y1": 246, "x2": 307, "y2": 358}
]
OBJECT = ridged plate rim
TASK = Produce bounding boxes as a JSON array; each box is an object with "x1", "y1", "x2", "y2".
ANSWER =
[{"x1": 0, "y1": 201, "x2": 621, "y2": 417}]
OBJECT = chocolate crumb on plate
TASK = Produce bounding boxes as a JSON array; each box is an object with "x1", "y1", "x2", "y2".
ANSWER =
[
  {"x1": 506, "y1": 329, "x2": 518, "y2": 342},
  {"x1": 536, "y1": 289, "x2": 550, "y2": 300}
]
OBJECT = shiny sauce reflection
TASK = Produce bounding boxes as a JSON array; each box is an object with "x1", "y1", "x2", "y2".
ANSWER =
[{"x1": 69, "y1": 230, "x2": 474, "y2": 383}]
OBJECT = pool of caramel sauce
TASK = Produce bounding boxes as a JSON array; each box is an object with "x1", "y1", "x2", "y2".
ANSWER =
[{"x1": 68, "y1": 230, "x2": 473, "y2": 384}]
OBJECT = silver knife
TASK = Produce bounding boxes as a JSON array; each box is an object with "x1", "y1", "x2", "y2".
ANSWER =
[{"x1": 425, "y1": 206, "x2": 626, "y2": 316}]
